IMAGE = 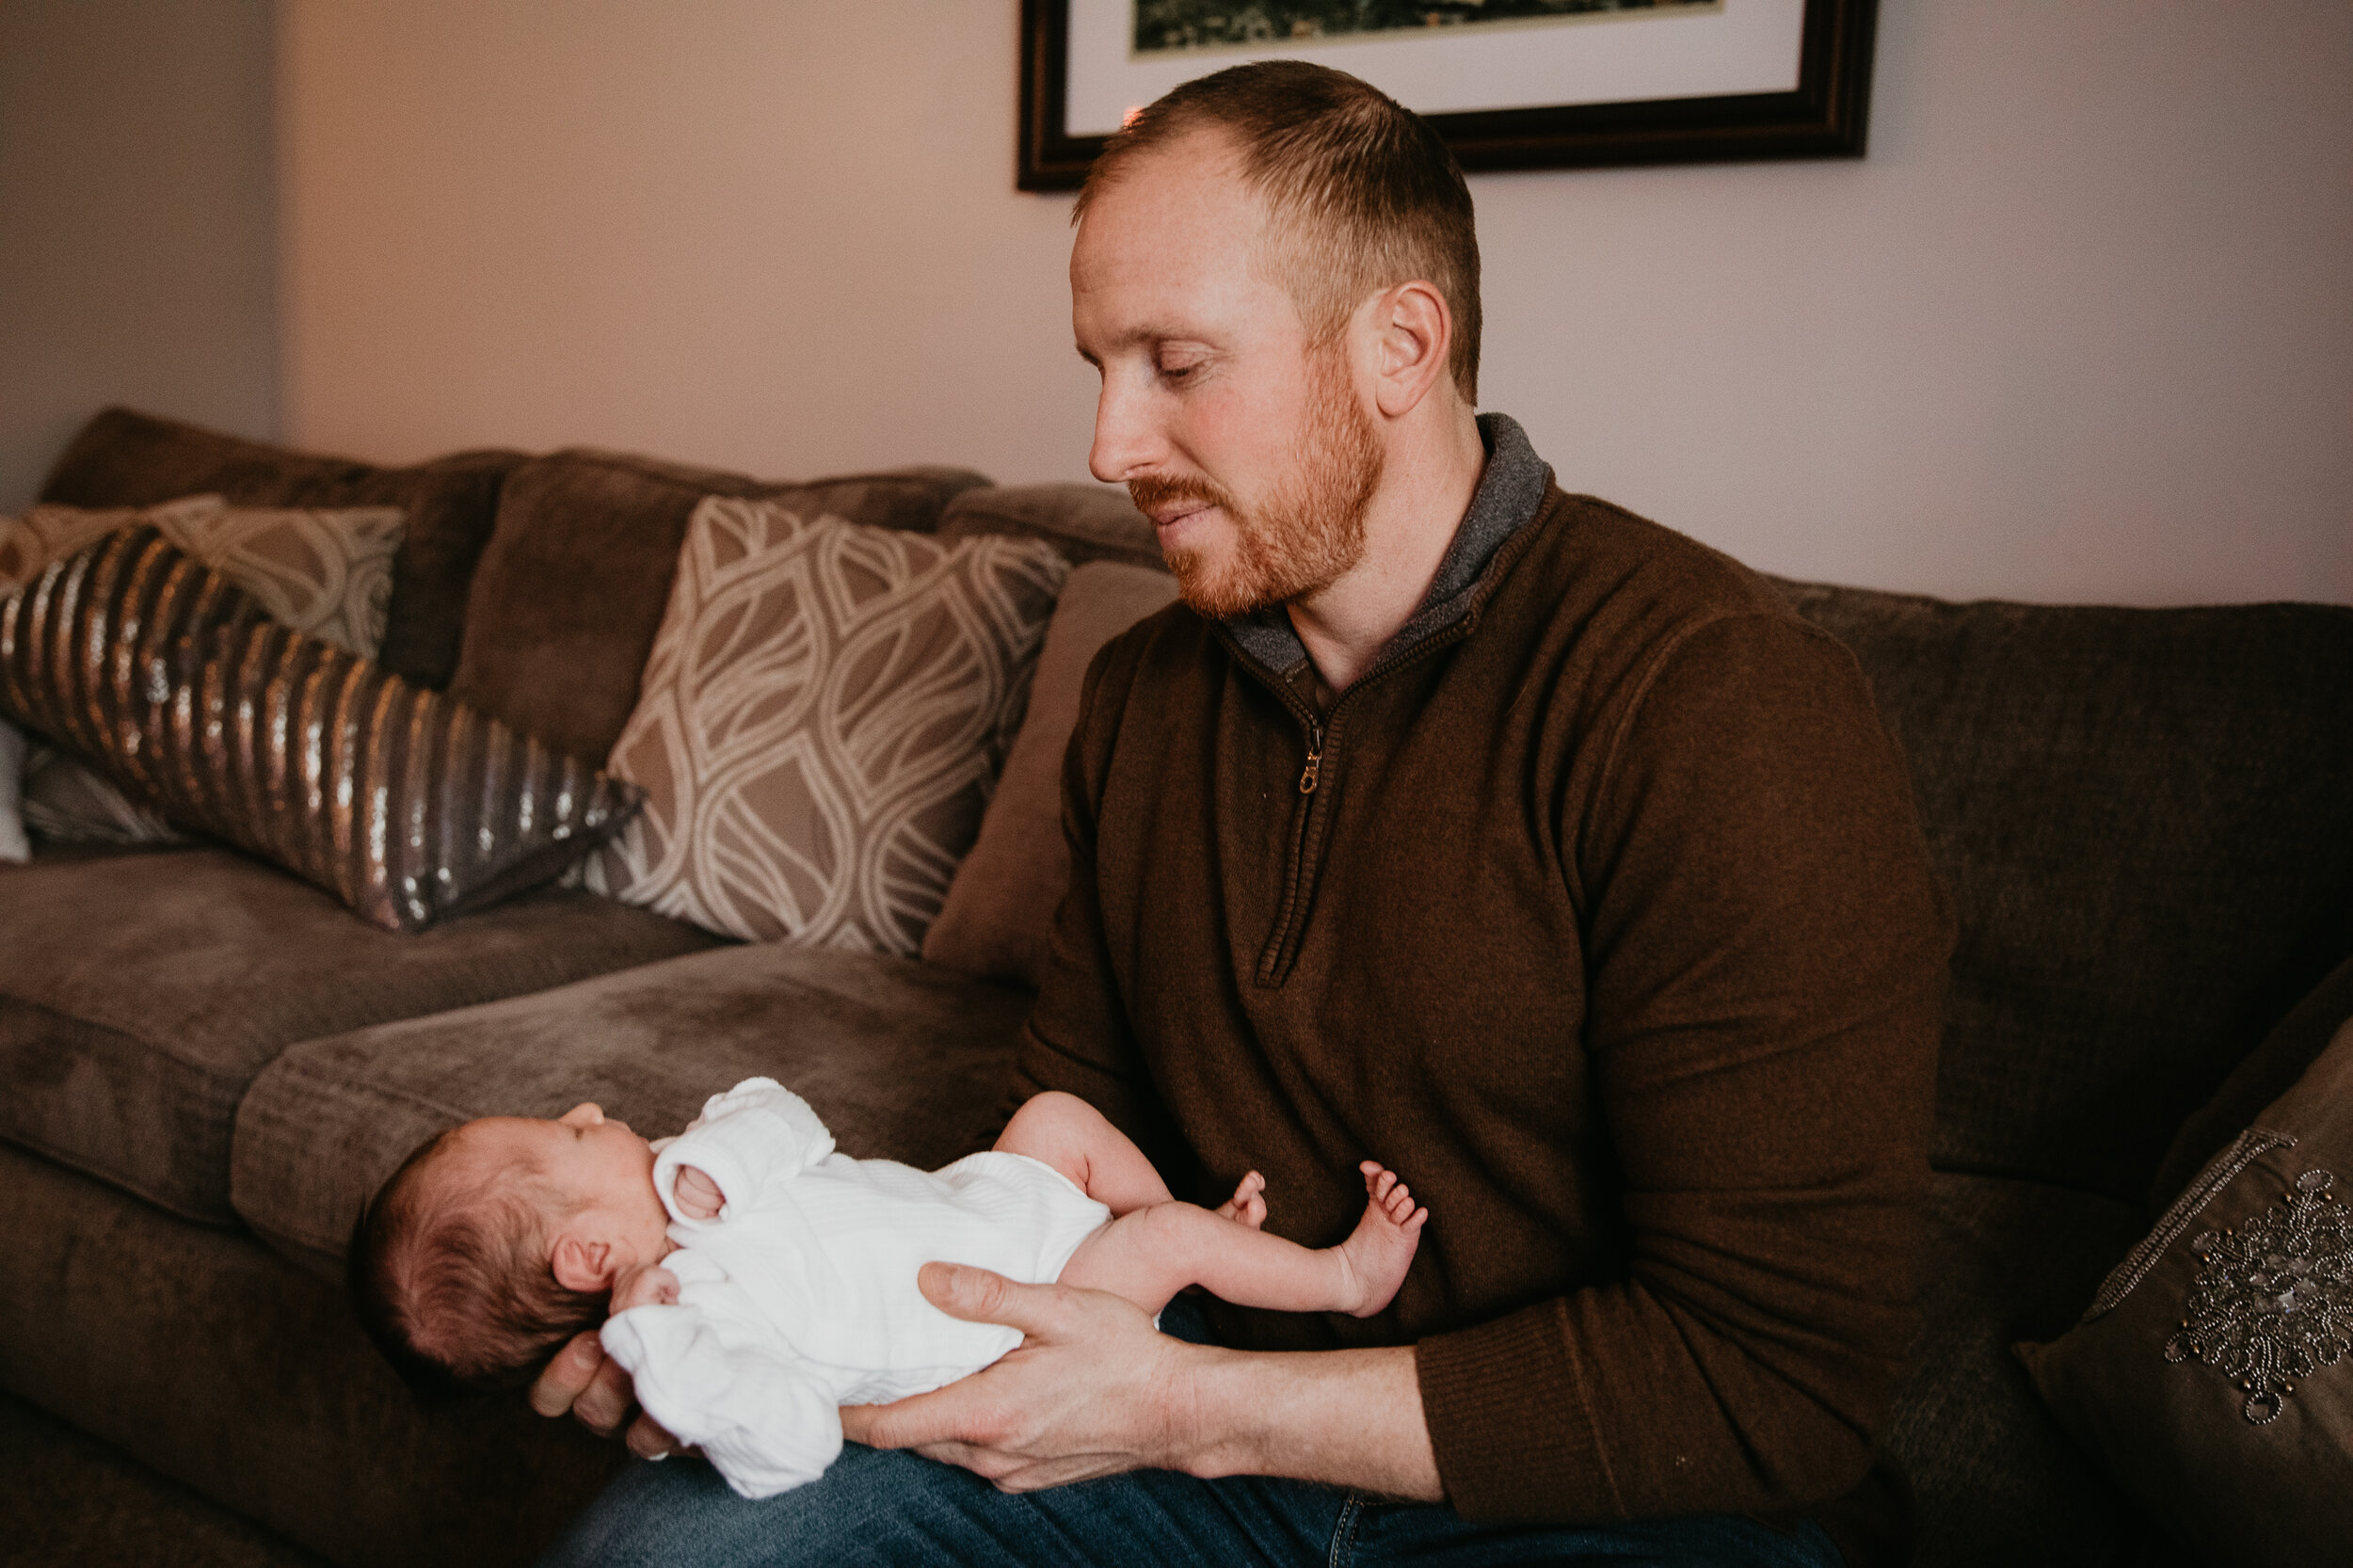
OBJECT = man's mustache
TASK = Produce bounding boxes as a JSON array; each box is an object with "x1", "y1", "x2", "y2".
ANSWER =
[{"x1": 1128, "y1": 475, "x2": 1235, "y2": 517}]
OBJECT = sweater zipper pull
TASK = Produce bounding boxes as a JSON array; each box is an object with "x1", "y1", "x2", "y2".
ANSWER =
[{"x1": 1299, "y1": 723, "x2": 1323, "y2": 794}]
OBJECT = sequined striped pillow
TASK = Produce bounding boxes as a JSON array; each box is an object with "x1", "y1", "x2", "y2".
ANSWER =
[
  {"x1": 0, "y1": 529, "x2": 643, "y2": 932},
  {"x1": 4, "y1": 493, "x2": 408, "y2": 848}
]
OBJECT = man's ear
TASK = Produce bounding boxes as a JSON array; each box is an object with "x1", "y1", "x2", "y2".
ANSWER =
[
  {"x1": 550, "y1": 1232, "x2": 613, "y2": 1294},
  {"x1": 1365, "y1": 280, "x2": 1453, "y2": 420}
]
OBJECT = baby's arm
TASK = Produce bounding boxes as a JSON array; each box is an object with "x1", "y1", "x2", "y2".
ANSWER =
[
  {"x1": 655, "y1": 1079, "x2": 833, "y2": 1229},
  {"x1": 601, "y1": 1298, "x2": 842, "y2": 1499},
  {"x1": 672, "y1": 1165, "x2": 725, "y2": 1222},
  {"x1": 612, "y1": 1263, "x2": 680, "y2": 1312}
]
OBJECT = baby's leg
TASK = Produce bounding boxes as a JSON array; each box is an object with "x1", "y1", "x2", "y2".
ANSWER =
[
  {"x1": 1059, "y1": 1162, "x2": 1427, "y2": 1320},
  {"x1": 995, "y1": 1091, "x2": 1174, "y2": 1216}
]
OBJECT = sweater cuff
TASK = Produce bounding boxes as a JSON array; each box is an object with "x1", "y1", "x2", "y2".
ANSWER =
[{"x1": 1415, "y1": 1299, "x2": 1621, "y2": 1523}]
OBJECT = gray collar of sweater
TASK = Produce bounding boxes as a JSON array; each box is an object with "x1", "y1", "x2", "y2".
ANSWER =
[{"x1": 1223, "y1": 411, "x2": 1554, "y2": 681}]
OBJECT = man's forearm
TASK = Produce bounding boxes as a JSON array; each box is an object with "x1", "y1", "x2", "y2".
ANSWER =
[{"x1": 1179, "y1": 1343, "x2": 1443, "y2": 1501}]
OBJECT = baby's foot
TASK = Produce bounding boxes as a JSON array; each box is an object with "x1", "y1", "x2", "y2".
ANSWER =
[
  {"x1": 1214, "y1": 1170, "x2": 1268, "y2": 1230},
  {"x1": 1335, "y1": 1162, "x2": 1428, "y2": 1318}
]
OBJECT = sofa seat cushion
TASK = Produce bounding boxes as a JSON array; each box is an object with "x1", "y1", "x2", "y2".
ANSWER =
[
  {"x1": 1887, "y1": 1171, "x2": 2153, "y2": 1568},
  {"x1": 232, "y1": 941, "x2": 1035, "y2": 1279},
  {"x1": 0, "y1": 847, "x2": 718, "y2": 1224}
]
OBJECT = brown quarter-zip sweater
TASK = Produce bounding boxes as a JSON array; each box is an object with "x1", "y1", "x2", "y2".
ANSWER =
[{"x1": 1015, "y1": 418, "x2": 1950, "y2": 1551}]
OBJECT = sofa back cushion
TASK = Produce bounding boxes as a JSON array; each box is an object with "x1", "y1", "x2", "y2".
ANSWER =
[
  {"x1": 444, "y1": 451, "x2": 990, "y2": 762},
  {"x1": 1775, "y1": 581, "x2": 2353, "y2": 1204},
  {"x1": 38, "y1": 407, "x2": 523, "y2": 691}
]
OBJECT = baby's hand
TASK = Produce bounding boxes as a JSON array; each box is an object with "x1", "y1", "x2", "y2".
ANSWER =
[
  {"x1": 612, "y1": 1263, "x2": 680, "y2": 1313},
  {"x1": 673, "y1": 1163, "x2": 726, "y2": 1221}
]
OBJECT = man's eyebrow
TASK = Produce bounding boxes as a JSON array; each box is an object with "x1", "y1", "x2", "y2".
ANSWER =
[{"x1": 1075, "y1": 325, "x2": 1212, "y2": 364}]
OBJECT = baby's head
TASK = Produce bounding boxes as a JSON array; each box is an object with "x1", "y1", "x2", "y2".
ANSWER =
[{"x1": 348, "y1": 1101, "x2": 669, "y2": 1394}]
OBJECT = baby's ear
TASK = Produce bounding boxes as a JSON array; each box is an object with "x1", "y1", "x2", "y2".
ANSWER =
[{"x1": 549, "y1": 1234, "x2": 612, "y2": 1294}]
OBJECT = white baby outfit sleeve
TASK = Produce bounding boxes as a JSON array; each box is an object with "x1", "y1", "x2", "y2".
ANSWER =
[
  {"x1": 600, "y1": 1301, "x2": 841, "y2": 1500},
  {"x1": 651, "y1": 1076, "x2": 835, "y2": 1230},
  {"x1": 605, "y1": 1078, "x2": 852, "y2": 1499}
]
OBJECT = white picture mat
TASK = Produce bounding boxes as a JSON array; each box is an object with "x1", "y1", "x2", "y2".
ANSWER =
[{"x1": 1066, "y1": 0, "x2": 1806, "y2": 137}]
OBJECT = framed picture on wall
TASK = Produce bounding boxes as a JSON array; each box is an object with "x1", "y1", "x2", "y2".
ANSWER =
[{"x1": 1017, "y1": 0, "x2": 1878, "y2": 191}]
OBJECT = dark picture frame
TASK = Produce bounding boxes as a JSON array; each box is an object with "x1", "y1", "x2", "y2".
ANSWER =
[{"x1": 1018, "y1": 0, "x2": 1878, "y2": 191}]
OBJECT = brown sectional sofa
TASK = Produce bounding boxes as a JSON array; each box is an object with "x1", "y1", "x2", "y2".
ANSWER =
[{"x1": 3, "y1": 408, "x2": 2349, "y2": 1567}]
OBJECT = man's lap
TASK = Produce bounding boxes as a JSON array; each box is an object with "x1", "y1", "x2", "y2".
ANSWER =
[
  {"x1": 536, "y1": 1302, "x2": 1842, "y2": 1568},
  {"x1": 536, "y1": 1442, "x2": 1842, "y2": 1568}
]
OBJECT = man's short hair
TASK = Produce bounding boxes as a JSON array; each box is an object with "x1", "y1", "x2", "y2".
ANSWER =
[{"x1": 1076, "y1": 59, "x2": 1481, "y2": 403}]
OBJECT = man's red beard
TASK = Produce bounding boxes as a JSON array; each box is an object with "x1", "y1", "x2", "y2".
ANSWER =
[{"x1": 1129, "y1": 354, "x2": 1384, "y2": 619}]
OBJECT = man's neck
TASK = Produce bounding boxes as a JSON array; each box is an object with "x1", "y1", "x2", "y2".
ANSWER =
[{"x1": 1286, "y1": 406, "x2": 1487, "y2": 695}]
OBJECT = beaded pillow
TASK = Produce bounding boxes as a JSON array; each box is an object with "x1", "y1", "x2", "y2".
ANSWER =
[
  {"x1": 3, "y1": 494, "x2": 407, "y2": 847},
  {"x1": 2017, "y1": 1007, "x2": 2353, "y2": 1566},
  {"x1": 0, "y1": 529, "x2": 642, "y2": 932}
]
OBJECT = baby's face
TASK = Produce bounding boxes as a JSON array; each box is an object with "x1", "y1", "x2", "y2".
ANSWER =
[{"x1": 448, "y1": 1102, "x2": 670, "y2": 1268}]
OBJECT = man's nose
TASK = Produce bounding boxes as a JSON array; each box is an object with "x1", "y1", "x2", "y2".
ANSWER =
[{"x1": 1087, "y1": 373, "x2": 1162, "y2": 484}]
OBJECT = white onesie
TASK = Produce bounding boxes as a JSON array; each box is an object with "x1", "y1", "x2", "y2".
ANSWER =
[{"x1": 598, "y1": 1078, "x2": 1111, "y2": 1499}]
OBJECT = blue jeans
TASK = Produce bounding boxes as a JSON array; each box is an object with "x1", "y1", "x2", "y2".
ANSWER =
[{"x1": 538, "y1": 1303, "x2": 1843, "y2": 1568}]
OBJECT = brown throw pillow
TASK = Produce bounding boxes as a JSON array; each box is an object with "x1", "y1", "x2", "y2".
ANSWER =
[
  {"x1": 588, "y1": 495, "x2": 1067, "y2": 952},
  {"x1": 0, "y1": 529, "x2": 642, "y2": 932},
  {"x1": 2016, "y1": 1006, "x2": 2353, "y2": 1566},
  {"x1": 922, "y1": 561, "x2": 1179, "y2": 985}
]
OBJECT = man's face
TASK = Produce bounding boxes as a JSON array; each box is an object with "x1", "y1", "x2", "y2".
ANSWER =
[{"x1": 1071, "y1": 133, "x2": 1383, "y2": 618}]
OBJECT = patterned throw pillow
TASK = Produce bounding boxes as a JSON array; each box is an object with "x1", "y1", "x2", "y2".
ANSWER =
[
  {"x1": 588, "y1": 496, "x2": 1068, "y2": 952},
  {"x1": 2, "y1": 495, "x2": 406, "y2": 847},
  {"x1": 0, "y1": 530, "x2": 642, "y2": 932},
  {"x1": 2016, "y1": 1008, "x2": 2353, "y2": 1565}
]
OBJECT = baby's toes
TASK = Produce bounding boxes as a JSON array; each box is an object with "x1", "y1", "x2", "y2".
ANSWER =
[
  {"x1": 1367, "y1": 1166, "x2": 1398, "y2": 1203},
  {"x1": 1385, "y1": 1182, "x2": 1415, "y2": 1222}
]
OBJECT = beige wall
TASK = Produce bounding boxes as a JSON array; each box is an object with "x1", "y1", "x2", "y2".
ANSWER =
[
  {"x1": 279, "y1": 1, "x2": 2353, "y2": 606},
  {"x1": 0, "y1": 0, "x2": 279, "y2": 512}
]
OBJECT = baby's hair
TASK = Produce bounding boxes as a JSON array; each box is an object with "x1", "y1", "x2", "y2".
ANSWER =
[{"x1": 347, "y1": 1124, "x2": 606, "y2": 1397}]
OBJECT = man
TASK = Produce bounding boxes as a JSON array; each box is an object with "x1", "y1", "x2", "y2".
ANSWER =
[{"x1": 536, "y1": 61, "x2": 1948, "y2": 1567}]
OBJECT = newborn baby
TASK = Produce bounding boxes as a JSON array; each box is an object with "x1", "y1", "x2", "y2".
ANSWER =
[{"x1": 349, "y1": 1079, "x2": 1427, "y2": 1498}]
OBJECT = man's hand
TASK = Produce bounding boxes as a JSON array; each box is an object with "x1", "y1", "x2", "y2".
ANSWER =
[
  {"x1": 673, "y1": 1163, "x2": 725, "y2": 1222},
  {"x1": 529, "y1": 1330, "x2": 688, "y2": 1461},
  {"x1": 839, "y1": 1263, "x2": 1205, "y2": 1492},
  {"x1": 842, "y1": 1262, "x2": 1446, "y2": 1500}
]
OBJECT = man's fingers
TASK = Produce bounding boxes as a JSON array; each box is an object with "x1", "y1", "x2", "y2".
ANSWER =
[
  {"x1": 626, "y1": 1410, "x2": 685, "y2": 1459},
  {"x1": 916, "y1": 1262, "x2": 1064, "y2": 1336},
  {"x1": 572, "y1": 1352, "x2": 642, "y2": 1437},
  {"x1": 840, "y1": 1381, "x2": 999, "y2": 1454},
  {"x1": 527, "y1": 1330, "x2": 605, "y2": 1418}
]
